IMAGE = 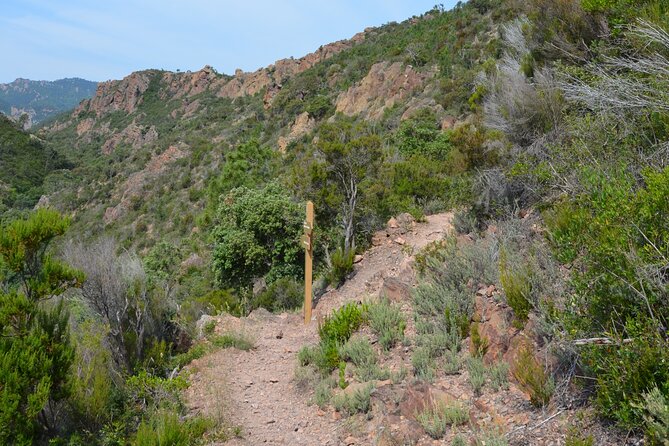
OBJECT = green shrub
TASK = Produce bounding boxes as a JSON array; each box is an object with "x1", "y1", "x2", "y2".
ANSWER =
[
  {"x1": 511, "y1": 345, "x2": 554, "y2": 407},
  {"x1": 499, "y1": 249, "x2": 532, "y2": 327},
  {"x1": 340, "y1": 336, "x2": 392, "y2": 382},
  {"x1": 327, "y1": 247, "x2": 355, "y2": 288},
  {"x1": 313, "y1": 340, "x2": 342, "y2": 374},
  {"x1": 210, "y1": 333, "x2": 254, "y2": 351},
  {"x1": 640, "y1": 387, "x2": 669, "y2": 446},
  {"x1": 251, "y1": 277, "x2": 303, "y2": 312},
  {"x1": 332, "y1": 384, "x2": 374, "y2": 416},
  {"x1": 470, "y1": 322, "x2": 489, "y2": 357},
  {"x1": 452, "y1": 208, "x2": 477, "y2": 234},
  {"x1": 338, "y1": 362, "x2": 348, "y2": 389},
  {"x1": 451, "y1": 434, "x2": 467, "y2": 446},
  {"x1": 212, "y1": 183, "x2": 303, "y2": 291},
  {"x1": 412, "y1": 347, "x2": 436, "y2": 381},
  {"x1": 133, "y1": 410, "x2": 212, "y2": 446},
  {"x1": 312, "y1": 377, "x2": 336, "y2": 409},
  {"x1": 366, "y1": 299, "x2": 406, "y2": 350},
  {"x1": 488, "y1": 361, "x2": 510, "y2": 392},
  {"x1": 443, "y1": 348, "x2": 461, "y2": 375},
  {"x1": 467, "y1": 356, "x2": 487, "y2": 396},
  {"x1": 415, "y1": 400, "x2": 469, "y2": 439},
  {"x1": 319, "y1": 302, "x2": 366, "y2": 345},
  {"x1": 0, "y1": 209, "x2": 83, "y2": 444},
  {"x1": 565, "y1": 431, "x2": 594, "y2": 446}
]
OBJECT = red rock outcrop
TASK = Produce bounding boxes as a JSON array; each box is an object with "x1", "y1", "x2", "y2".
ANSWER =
[{"x1": 335, "y1": 62, "x2": 436, "y2": 120}]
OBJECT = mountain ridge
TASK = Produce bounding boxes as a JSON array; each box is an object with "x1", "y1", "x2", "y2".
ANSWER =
[{"x1": 0, "y1": 77, "x2": 97, "y2": 127}]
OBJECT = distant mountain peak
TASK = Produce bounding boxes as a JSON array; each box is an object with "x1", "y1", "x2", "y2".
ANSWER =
[{"x1": 0, "y1": 77, "x2": 98, "y2": 128}]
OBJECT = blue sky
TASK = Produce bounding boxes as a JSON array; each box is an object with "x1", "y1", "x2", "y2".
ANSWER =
[{"x1": 1, "y1": 0, "x2": 458, "y2": 83}]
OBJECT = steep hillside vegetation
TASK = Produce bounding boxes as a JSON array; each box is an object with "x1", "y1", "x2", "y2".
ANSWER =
[
  {"x1": 0, "y1": 115, "x2": 70, "y2": 214},
  {"x1": 0, "y1": 77, "x2": 97, "y2": 126},
  {"x1": 2, "y1": 0, "x2": 669, "y2": 444}
]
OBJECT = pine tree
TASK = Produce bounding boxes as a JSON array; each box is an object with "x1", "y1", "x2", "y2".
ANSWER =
[{"x1": 0, "y1": 209, "x2": 83, "y2": 444}]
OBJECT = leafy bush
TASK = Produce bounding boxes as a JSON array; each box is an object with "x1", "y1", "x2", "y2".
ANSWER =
[
  {"x1": 415, "y1": 400, "x2": 469, "y2": 439},
  {"x1": 366, "y1": 299, "x2": 406, "y2": 350},
  {"x1": 212, "y1": 183, "x2": 303, "y2": 291},
  {"x1": 511, "y1": 345, "x2": 554, "y2": 407},
  {"x1": 319, "y1": 302, "x2": 366, "y2": 345},
  {"x1": 332, "y1": 384, "x2": 374, "y2": 416}
]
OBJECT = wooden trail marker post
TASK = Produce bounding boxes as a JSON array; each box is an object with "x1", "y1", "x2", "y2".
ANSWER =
[{"x1": 302, "y1": 201, "x2": 314, "y2": 324}]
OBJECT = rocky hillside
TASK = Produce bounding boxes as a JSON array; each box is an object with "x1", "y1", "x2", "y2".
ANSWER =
[
  {"x1": 0, "y1": 77, "x2": 97, "y2": 127},
  {"x1": 37, "y1": 2, "x2": 512, "y2": 249}
]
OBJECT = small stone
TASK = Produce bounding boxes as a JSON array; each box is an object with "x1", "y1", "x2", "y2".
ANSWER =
[
  {"x1": 394, "y1": 237, "x2": 406, "y2": 245},
  {"x1": 353, "y1": 254, "x2": 364, "y2": 264}
]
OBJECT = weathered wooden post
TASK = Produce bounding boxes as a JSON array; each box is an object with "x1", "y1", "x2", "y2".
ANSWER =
[{"x1": 302, "y1": 201, "x2": 314, "y2": 324}]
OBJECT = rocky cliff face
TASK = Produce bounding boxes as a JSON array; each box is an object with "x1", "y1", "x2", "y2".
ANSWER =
[{"x1": 73, "y1": 31, "x2": 366, "y2": 123}]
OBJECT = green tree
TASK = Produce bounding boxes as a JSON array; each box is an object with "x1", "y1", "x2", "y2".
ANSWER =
[
  {"x1": 312, "y1": 116, "x2": 383, "y2": 253},
  {"x1": 0, "y1": 209, "x2": 83, "y2": 444},
  {"x1": 212, "y1": 183, "x2": 303, "y2": 292}
]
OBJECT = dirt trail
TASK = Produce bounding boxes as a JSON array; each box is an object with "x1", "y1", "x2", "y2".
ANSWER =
[{"x1": 183, "y1": 213, "x2": 453, "y2": 445}]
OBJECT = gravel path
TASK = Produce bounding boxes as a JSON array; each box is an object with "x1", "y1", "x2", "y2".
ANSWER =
[{"x1": 183, "y1": 213, "x2": 453, "y2": 445}]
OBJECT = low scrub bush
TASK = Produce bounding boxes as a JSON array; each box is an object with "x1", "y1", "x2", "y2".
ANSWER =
[
  {"x1": 475, "y1": 430, "x2": 508, "y2": 446},
  {"x1": 366, "y1": 299, "x2": 406, "y2": 350},
  {"x1": 332, "y1": 384, "x2": 374, "y2": 416},
  {"x1": 412, "y1": 346, "x2": 436, "y2": 381},
  {"x1": 499, "y1": 249, "x2": 533, "y2": 327},
  {"x1": 210, "y1": 333, "x2": 254, "y2": 351},
  {"x1": 415, "y1": 400, "x2": 469, "y2": 439},
  {"x1": 340, "y1": 337, "x2": 390, "y2": 381},
  {"x1": 319, "y1": 302, "x2": 366, "y2": 345},
  {"x1": 565, "y1": 431, "x2": 594, "y2": 446},
  {"x1": 312, "y1": 377, "x2": 337, "y2": 409},
  {"x1": 511, "y1": 345, "x2": 554, "y2": 407},
  {"x1": 470, "y1": 322, "x2": 489, "y2": 357},
  {"x1": 488, "y1": 361, "x2": 510, "y2": 392},
  {"x1": 133, "y1": 410, "x2": 213, "y2": 446},
  {"x1": 640, "y1": 387, "x2": 669, "y2": 446},
  {"x1": 467, "y1": 356, "x2": 487, "y2": 396},
  {"x1": 443, "y1": 348, "x2": 461, "y2": 375}
]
